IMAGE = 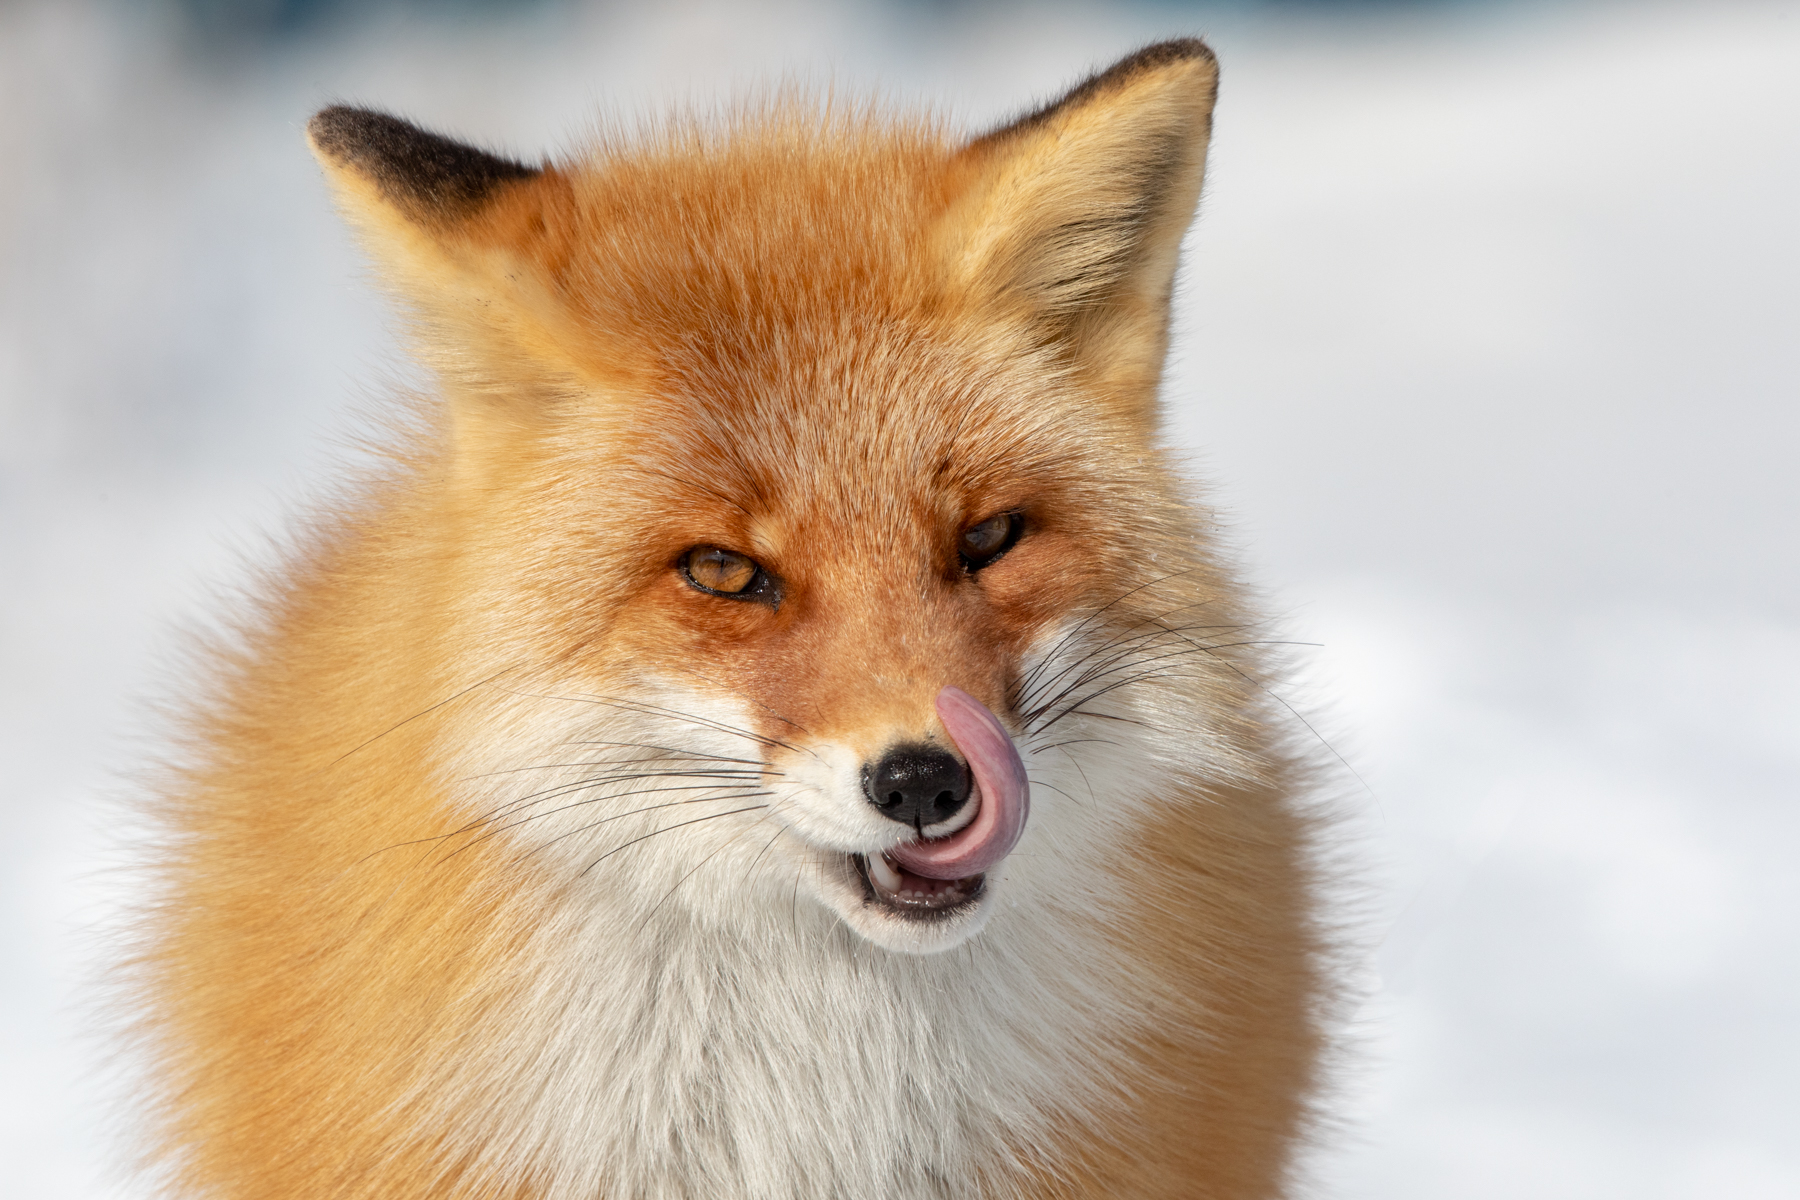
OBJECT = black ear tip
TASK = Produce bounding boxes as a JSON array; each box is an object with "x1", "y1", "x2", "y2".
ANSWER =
[
  {"x1": 307, "y1": 105, "x2": 384, "y2": 162},
  {"x1": 307, "y1": 104, "x2": 539, "y2": 220},
  {"x1": 977, "y1": 38, "x2": 1216, "y2": 148},
  {"x1": 1067, "y1": 38, "x2": 1218, "y2": 105},
  {"x1": 1118, "y1": 37, "x2": 1216, "y2": 72}
]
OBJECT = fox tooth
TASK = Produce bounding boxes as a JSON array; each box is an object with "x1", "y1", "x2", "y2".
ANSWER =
[{"x1": 868, "y1": 853, "x2": 904, "y2": 894}]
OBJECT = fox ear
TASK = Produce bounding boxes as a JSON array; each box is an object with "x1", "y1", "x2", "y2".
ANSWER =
[
  {"x1": 307, "y1": 106, "x2": 542, "y2": 228},
  {"x1": 306, "y1": 107, "x2": 583, "y2": 402},
  {"x1": 941, "y1": 40, "x2": 1219, "y2": 395}
]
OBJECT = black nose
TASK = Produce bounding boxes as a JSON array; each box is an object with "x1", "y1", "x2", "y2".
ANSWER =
[{"x1": 864, "y1": 744, "x2": 972, "y2": 829}]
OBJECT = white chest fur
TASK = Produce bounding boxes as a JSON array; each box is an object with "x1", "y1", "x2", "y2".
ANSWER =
[{"x1": 456, "y1": 884, "x2": 1141, "y2": 1200}]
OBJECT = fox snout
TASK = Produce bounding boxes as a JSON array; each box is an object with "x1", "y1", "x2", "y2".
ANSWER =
[
  {"x1": 863, "y1": 744, "x2": 972, "y2": 830},
  {"x1": 771, "y1": 683, "x2": 1031, "y2": 952}
]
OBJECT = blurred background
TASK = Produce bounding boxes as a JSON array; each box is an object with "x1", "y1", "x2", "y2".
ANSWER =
[{"x1": 2, "y1": 0, "x2": 1796, "y2": 1195}]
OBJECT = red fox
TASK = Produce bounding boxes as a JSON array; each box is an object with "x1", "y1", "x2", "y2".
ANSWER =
[{"x1": 135, "y1": 39, "x2": 1325, "y2": 1199}]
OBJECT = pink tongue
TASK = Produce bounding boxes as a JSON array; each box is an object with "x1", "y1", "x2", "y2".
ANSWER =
[{"x1": 885, "y1": 686, "x2": 1030, "y2": 881}]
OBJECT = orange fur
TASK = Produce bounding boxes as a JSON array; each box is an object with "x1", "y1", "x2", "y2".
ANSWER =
[{"x1": 134, "y1": 41, "x2": 1326, "y2": 1198}]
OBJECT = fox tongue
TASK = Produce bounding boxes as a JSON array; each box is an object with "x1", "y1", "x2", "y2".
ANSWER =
[{"x1": 885, "y1": 686, "x2": 1030, "y2": 882}]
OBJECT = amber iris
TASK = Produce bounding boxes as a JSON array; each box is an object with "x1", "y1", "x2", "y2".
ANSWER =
[{"x1": 682, "y1": 546, "x2": 759, "y2": 595}]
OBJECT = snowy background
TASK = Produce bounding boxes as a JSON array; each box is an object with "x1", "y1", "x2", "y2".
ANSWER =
[{"x1": 3, "y1": 0, "x2": 1796, "y2": 1195}]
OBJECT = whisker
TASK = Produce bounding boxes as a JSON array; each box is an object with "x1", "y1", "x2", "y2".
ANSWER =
[
  {"x1": 1021, "y1": 598, "x2": 1235, "y2": 705},
  {"x1": 635, "y1": 823, "x2": 763, "y2": 931},
  {"x1": 1014, "y1": 570, "x2": 1208, "y2": 697},
  {"x1": 1022, "y1": 616, "x2": 1260, "y2": 717},
  {"x1": 1032, "y1": 666, "x2": 1198, "y2": 734},
  {"x1": 461, "y1": 771, "x2": 771, "y2": 830},
  {"x1": 524, "y1": 690, "x2": 823, "y2": 763},
  {"x1": 578, "y1": 806, "x2": 772, "y2": 877},
  {"x1": 636, "y1": 804, "x2": 796, "y2": 931},
  {"x1": 323, "y1": 665, "x2": 520, "y2": 770},
  {"x1": 1027, "y1": 639, "x2": 1224, "y2": 730},
  {"x1": 469, "y1": 756, "x2": 773, "y2": 777},
  {"x1": 1071, "y1": 612, "x2": 1371, "y2": 797},
  {"x1": 1026, "y1": 737, "x2": 1119, "y2": 755},
  {"x1": 1022, "y1": 775, "x2": 1084, "y2": 806},
  {"x1": 655, "y1": 663, "x2": 816, "y2": 737},
  {"x1": 442, "y1": 786, "x2": 772, "y2": 862},
  {"x1": 562, "y1": 743, "x2": 770, "y2": 768},
  {"x1": 532, "y1": 793, "x2": 776, "y2": 861},
  {"x1": 1025, "y1": 635, "x2": 1319, "y2": 734},
  {"x1": 359, "y1": 783, "x2": 770, "y2": 866},
  {"x1": 1151, "y1": 631, "x2": 1375, "y2": 801},
  {"x1": 1049, "y1": 709, "x2": 1151, "y2": 730},
  {"x1": 743, "y1": 821, "x2": 790, "y2": 879}
]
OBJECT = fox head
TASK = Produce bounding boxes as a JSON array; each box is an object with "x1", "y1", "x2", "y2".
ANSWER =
[{"x1": 308, "y1": 42, "x2": 1257, "y2": 955}]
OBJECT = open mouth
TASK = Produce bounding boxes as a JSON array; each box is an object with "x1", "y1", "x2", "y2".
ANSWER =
[
  {"x1": 812, "y1": 687, "x2": 1030, "y2": 952},
  {"x1": 854, "y1": 851, "x2": 985, "y2": 916},
  {"x1": 850, "y1": 687, "x2": 1028, "y2": 922}
]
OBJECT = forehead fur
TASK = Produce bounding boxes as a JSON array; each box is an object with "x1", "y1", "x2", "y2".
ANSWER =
[
  {"x1": 313, "y1": 48, "x2": 1221, "y2": 566},
  {"x1": 500, "y1": 105, "x2": 1122, "y2": 522},
  {"x1": 551, "y1": 103, "x2": 959, "y2": 345}
]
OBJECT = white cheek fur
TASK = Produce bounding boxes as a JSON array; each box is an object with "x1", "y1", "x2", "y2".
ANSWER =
[
  {"x1": 423, "y1": 626, "x2": 1221, "y2": 1200},
  {"x1": 766, "y1": 742, "x2": 893, "y2": 850}
]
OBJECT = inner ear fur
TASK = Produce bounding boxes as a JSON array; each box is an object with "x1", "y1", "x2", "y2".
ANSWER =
[
  {"x1": 306, "y1": 106, "x2": 589, "y2": 415},
  {"x1": 940, "y1": 39, "x2": 1219, "y2": 394}
]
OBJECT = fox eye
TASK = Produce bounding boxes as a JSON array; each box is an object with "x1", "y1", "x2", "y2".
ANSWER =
[
  {"x1": 959, "y1": 512, "x2": 1023, "y2": 570},
  {"x1": 680, "y1": 546, "x2": 781, "y2": 606}
]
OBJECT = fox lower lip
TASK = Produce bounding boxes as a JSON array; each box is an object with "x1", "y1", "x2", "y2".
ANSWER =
[{"x1": 854, "y1": 852, "x2": 983, "y2": 915}]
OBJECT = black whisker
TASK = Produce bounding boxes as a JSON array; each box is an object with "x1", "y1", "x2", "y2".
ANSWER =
[
  {"x1": 515, "y1": 689, "x2": 823, "y2": 763},
  {"x1": 1021, "y1": 596, "x2": 1234, "y2": 705},
  {"x1": 636, "y1": 804, "x2": 796, "y2": 931},
  {"x1": 469, "y1": 755, "x2": 772, "y2": 777},
  {"x1": 324, "y1": 665, "x2": 520, "y2": 770},
  {"x1": 358, "y1": 782, "x2": 771, "y2": 867},
  {"x1": 743, "y1": 821, "x2": 790, "y2": 879},
  {"x1": 636, "y1": 822, "x2": 767, "y2": 930},
  {"x1": 1022, "y1": 775, "x2": 1084, "y2": 806},
  {"x1": 460, "y1": 771, "x2": 771, "y2": 831},
  {"x1": 1026, "y1": 637, "x2": 1229, "y2": 730},
  {"x1": 1027, "y1": 737, "x2": 1118, "y2": 755},
  {"x1": 1072, "y1": 610, "x2": 1371, "y2": 798},
  {"x1": 654, "y1": 663, "x2": 817, "y2": 737},
  {"x1": 1021, "y1": 615, "x2": 1259, "y2": 718},
  {"x1": 560, "y1": 740, "x2": 766, "y2": 767},
  {"x1": 577, "y1": 805, "x2": 772, "y2": 877},
  {"x1": 537, "y1": 793, "x2": 775, "y2": 861},
  {"x1": 1025, "y1": 631, "x2": 1319, "y2": 735},
  {"x1": 1014, "y1": 569, "x2": 1207, "y2": 698},
  {"x1": 441, "y1": 784, "x2": 774, "y2": 863}
]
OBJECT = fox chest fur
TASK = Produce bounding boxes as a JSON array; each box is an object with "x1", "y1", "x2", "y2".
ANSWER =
[{"x1": 136, "y1": 40, "x2": 1324, "y2": 1200}]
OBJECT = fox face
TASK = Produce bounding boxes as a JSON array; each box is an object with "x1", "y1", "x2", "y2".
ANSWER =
[
  {"x1": 407, "y1": 228, "x2": 1212, "y2": 956},
  {"x1": 306, "y1": 44, "x2": 1244, "y2": 958},
  {"x1": 438, "y1": 306, "x2": 1168, "y2": 953}
]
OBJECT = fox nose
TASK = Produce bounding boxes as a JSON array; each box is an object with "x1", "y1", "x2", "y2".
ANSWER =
[{"x1": 864, "y1": 744, "x2": 972, "y2": 829}]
